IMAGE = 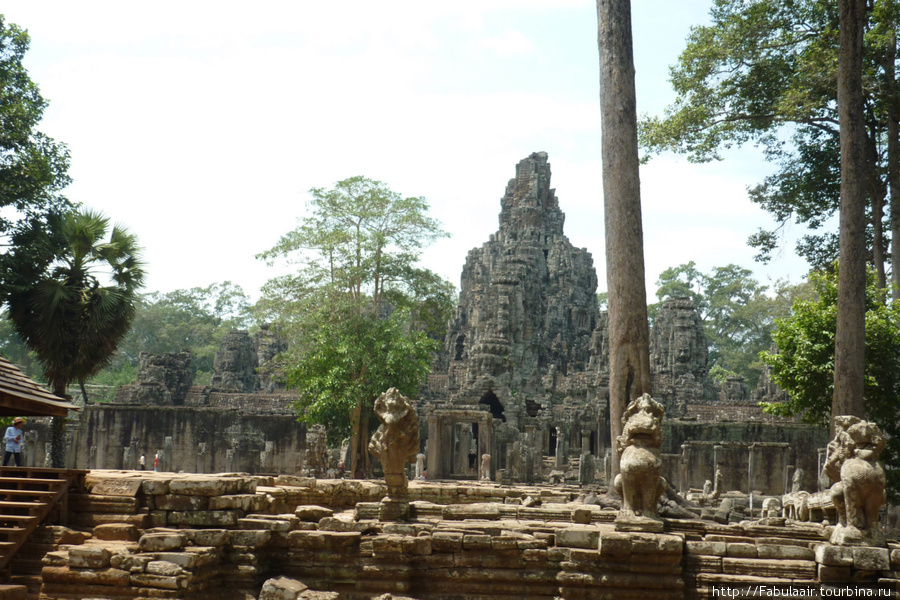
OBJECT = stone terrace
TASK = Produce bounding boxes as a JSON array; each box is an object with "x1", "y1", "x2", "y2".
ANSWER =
[{"x1": 16, "y1": 471, "x2": 900, "y2": 600}]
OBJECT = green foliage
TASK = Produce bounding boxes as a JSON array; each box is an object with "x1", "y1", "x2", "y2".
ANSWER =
[
  {"x1": 259, "y1": 176, "x2": 454, "y2": 449},
  {"x1": 91, "y1": 281, "x2": 253, "y2": 388},
  {"x1": 7, "y1": 209, "x2": 145, "y2": 396},
  {"x1": 288, "y1": 305, "x2": 438, "y2": 444},
  {"x1": 652, "y1": 261, "x2": 803, "y2": 387},
  {"x1": 0, "y1": 16, "x2": 73, "y2": 304},
  {"x1": 761, "y1": 267, "x2": 900, "y2": 498},
  {"x1": 639, "y1": 0, "x2": 899, "y2": 269}
]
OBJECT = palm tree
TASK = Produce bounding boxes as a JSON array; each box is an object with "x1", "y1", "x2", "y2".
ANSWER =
[{"x1": 7, "y1": 209, "x2": 145, "y2": 466}]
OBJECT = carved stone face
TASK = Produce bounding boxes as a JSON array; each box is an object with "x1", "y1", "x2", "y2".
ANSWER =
[{"x1": 616, "y1": 394, "x2": 665, "y2": 452}]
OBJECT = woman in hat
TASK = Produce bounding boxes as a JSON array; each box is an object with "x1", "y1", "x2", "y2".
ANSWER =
[{"x1": 3, "y1": 418, "x2": 25, "y2": 466}]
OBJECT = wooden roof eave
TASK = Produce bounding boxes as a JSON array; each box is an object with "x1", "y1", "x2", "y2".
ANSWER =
[{"x1": 0, "y1": 390, "x2": 79, "y2": 417}]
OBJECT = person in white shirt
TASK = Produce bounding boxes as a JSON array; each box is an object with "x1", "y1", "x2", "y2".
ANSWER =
[{"x1": 3, "y1": 418, "x2": 25, "y2": 467}]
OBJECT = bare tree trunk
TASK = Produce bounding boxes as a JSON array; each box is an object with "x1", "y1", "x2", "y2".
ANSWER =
[
  {"x1": 50, "y1": 381, "x2": 68, "y2": 469},
  {"x1": 349, "y1": 401, "x2": 371, "y2": 479},
  {"x1": 886, "y1": 30, "x2": 900, "y2": 300},
  {"x1": 597, "y1": 0, "x2": 652, "y2": 480},
  {"x1": 866, "y1": 115, "x2": 887, "y2": 289},
  {"x1": 833, "y1": 0, "x2": 868, "y2": 422}
]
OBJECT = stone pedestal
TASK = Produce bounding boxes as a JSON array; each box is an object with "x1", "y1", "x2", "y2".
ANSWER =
[{"x1": 378, "y1": 498, "x2": 410, "y2": 522}]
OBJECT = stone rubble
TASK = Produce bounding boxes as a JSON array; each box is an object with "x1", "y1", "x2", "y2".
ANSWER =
[{"x1": 13, "y1": 470, "x2": 898, "y2": 600}]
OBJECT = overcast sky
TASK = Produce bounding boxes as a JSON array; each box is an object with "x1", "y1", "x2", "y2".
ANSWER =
[{"x1": 3, "y1": 1, "x2": 814, "y2": 301}]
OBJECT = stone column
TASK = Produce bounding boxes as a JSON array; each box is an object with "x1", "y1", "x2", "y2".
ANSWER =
[
  {"x1": 713, "y1": 444, "x2": 723, "y2": 490},
  {"x1": 747, "y1": 444, "x2": 756, "y2": 514},
  {"x1": 579, "y1": 430, "x2": 594, "y2": 485},
  {"x1": 781, "y1": 448, "x2": 791, "y2": 495},
  {"x1": 680, "y1": 444, "x2": 691, "y2": 495},
  {"x1": 415, "y1": 453, "x2": 425, "y2": 480},
  {"x1": 426, "y1": 411, "x2": 440, "y2": 481}
]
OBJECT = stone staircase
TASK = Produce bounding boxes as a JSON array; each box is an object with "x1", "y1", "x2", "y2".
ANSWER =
[{"x1": 0, "y1": 467, "x2": 86, "y2": 574}]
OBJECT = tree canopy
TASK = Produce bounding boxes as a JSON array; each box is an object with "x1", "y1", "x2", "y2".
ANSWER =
[
  {"x1": 639, "y1": 0, "x2": 900, "y2": 292},
  {"x1": 258, "y1": 176, "x2": 454, "y2": 476},
  {"x1": 0, "y1": 16, "x2": 72, "y2": 303},
  {"x1": 761, "y1": 266, "x2": 900, "y2": 498}
]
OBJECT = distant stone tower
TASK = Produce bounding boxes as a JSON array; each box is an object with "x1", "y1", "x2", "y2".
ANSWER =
[
  {"x1": 649, "y1": 297, "x2": 710, "y2": 416},
  {"x1": 444, "y1": 152, "x2": 601, "y2": 427}
]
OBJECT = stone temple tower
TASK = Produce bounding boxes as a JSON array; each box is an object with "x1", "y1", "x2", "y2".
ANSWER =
[{"x1": 443, "y1": 152, "x2": 601, "y2": 428}]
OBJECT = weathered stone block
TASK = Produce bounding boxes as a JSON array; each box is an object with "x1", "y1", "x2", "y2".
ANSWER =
[
  {"x1": 167, "y1": 510, "x2": 239, "y2": 527},
  {"x1": 238, "y1": 517, "x2": 292, "y2": 531},
  {"x1": 402, "y1": 536, "x2": 432, "y2": 555},
  {"x1": 138, "y1": 533, "x2": 187, "y2": 552},
  {"x1": 818, "y1": 564, "x2": 852, "y2": 582},
  {"x1": 892, "y1": 549, "x2": 900, "y2": 569},
  {"x1": 757, "y1": 544, "x2": 814, "y2": 561},
  {"x1": 571, "y1": 507, "x2": 593, "y2": 524},
  {"x1": 722, "y1": 557, "x2": 816, "y2": 579},
  {"x1": 726, "y1": 543, "x2": 758, "y2": 558},
  {"x1": 317, "y1": 517, "x2": 376, "y2": 533},
  {"x1": 432, "y1": 531, "x2": 463, "y2": 552},
  {"x1": 142, "y1": 480, "x2": 170, "y2": 496},
  {"x1": 155, "y1": 494, "x2": 209, "y2": 511},
  {"x1": 93, "y1": 523, "x2": 140, "y2": 542},
  {"x1": 259, "y1": 576, "x2": 308, "y2": 600},
  {"x1": 463, "y1": 534, "x2": 492, "y2": 550},
  {"x1": 491, "y1": 537, "x2": 518, "y2": 552},
  {"x1": 852, "y1": 547, "x2": 890, "y2": 571},
  {"x1": 556, "y1": 527, "x2": 600, "y2": 549},
  {"x1": 168, "y1": 479, "x2": 230, "y2": 497},
  {"x1": 130, "y1": 573, "x2": 189, "y2": 590},
  {"x1": 815, "y1": 544, "x2": 854, "y2": 567},
  {"x1": 0, "y1": 585, "x2": 26, "y2": 600},
  {"x1": 189, "y1": 529, "x2": 230, "y2": 547},
  {"x1": 109, "y1": 553, "x2": 151, "y2": 573},
  {"x1": 287, "y1": 531, "x2": 326, "y2": 549},
  {"x1": 67, "y1": 546, "x2": 111, "y2": 569},
  {"x1": 230, "y1": 530, "x2": 272, "y2": 548},
  {"x1": 42, "y1": 551, "x2": 68, "y2": 567},
  {"x1": 146, "y1": 560, "x2": 184, "y2": 577},
  {"x1": 686, "y1": 541, "x2": 727, "y2": 557},
  {"x1": 295, "y1": 505, "x2": 333, "y2": 522},
  {"x1": 148, "y1": 510, "x2": 167, "y2": 528},
  {"x1": 598, "y1": 532, "x2": 632, "y2": 557},
  {"x1": 42, "y1": 566, "x2": 130, "y2": 587}
]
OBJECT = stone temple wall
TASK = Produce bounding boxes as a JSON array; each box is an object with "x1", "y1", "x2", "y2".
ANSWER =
[{"x1": 24, "y1": 406, "x2": 307, "y2": 475}]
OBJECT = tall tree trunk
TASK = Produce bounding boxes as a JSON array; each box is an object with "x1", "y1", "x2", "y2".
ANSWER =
[
  {"x1": 597, "y1": 0, "x2": 652, "y2": 480},
  {"x1": 886, "y1": 29, "x2": 900, "y2": 300},
  {"x1": 79, "y1": 377, "x2": 90, "y2": 405},
  {"x1": 349, "y1": 400, "x2": 371, "y2": 479},
  {"x1": 50, "y1": 381, "x2": 68, "y2": 468},
  {"x1": 866, "y1": 115, "x2": 887, "y2": 289},
  {"x1": 833, "y1": 0, "x2": 869, "y2": 422}
]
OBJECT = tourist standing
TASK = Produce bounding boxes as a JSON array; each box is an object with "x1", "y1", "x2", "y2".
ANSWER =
[
  {"x1": 153, "y1": 452, "x2": 159, "y2": 471},
  {"x1": 139, "y1": 454, "x2": 145, "y2": 470},
  {"x1": 3, "y1": 418, "x2": 25, "y2": 466}
]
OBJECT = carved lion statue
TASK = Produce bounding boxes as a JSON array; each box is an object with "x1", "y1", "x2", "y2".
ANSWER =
[
  {"x1": 614, "y1": 394, "x2": 666, "y2": 522},
  {"x1": 825, "y1": 415, "x2": 887, "y2": 546}
]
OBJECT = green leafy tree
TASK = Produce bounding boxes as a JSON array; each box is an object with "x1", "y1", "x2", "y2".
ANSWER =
[
  {"x1": 761, "y1": 267, "x2": 900, "y2": 498},
  {"x1": 7, "y1": 209, "x2": 144, "y2": 466},
  {"x1": 0, "y1": 16, "x2": 72, "y2": 303},
  {"x1": 639, "y1": 0, "x2": 900, "y2": 292},
  {"x1": 258, "y1": 176, "x2": 453, "y2": 477},
  {"x1": 103, "y1": 281, "x2": 253, "y2": 385}
]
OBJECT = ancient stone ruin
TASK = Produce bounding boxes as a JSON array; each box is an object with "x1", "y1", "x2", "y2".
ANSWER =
[{"x1": 115, "y1": 352, "x2": 193, "y2": 406}]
